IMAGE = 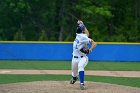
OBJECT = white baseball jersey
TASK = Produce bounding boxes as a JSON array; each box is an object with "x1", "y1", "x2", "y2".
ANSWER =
[{"x1": 73, "y1": 33, "x2": 92, "y2": 57}]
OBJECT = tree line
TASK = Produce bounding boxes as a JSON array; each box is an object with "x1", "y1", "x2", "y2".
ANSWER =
[{"x1": 0, "y1": 0, "x2": 139, "y2": 42}]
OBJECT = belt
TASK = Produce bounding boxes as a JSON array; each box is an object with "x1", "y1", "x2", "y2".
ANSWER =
[{"x1": 74, "y1": 56, "x2": 83, "y2": 58}]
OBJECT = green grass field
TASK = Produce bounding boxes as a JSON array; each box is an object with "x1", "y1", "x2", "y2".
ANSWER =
[
  {"x1": 0, "y1": 60, "x2": 140, "y2": 88},
  {"x1": 0, "y1": 60, "x2": 140, "y2": 71}
]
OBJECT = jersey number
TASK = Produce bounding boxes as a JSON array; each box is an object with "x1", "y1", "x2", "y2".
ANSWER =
[{"x1": 75, "y1": 39, "x2": 79, "y2": 49}]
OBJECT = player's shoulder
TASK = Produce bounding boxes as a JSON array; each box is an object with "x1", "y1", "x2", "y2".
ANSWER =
[
  {"x1": 77, "y1": 33, "x2": 88, "y2": 38},
  {"x1": 77, "y1": 33, "x2": 89, "y2": 41}
]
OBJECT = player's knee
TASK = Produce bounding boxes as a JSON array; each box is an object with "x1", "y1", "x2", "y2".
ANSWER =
[{"x1": 78, "y1": 65, "x2": 84, "y2": 72}]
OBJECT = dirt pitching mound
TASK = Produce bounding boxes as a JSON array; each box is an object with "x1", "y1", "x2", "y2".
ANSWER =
[{"x1": 0, "y1": 81, "x2": 140, "y2": 93}]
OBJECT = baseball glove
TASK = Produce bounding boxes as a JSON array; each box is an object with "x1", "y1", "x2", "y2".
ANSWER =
[{"x1": 80, "y1": 48, "x2": 90, "y2": 54}]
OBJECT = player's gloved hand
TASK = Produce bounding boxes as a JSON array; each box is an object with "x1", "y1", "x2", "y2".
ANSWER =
[{"x1": 80, "y1": 48, "x2": 92, "y2": 54}]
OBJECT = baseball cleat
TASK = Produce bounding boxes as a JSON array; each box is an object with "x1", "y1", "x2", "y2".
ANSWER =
[
  {"x1": 80, "y1": 84, "x2": 85, "y2": 90},
  {"x1": 70, "y1": 77, "x2": 78, "y2": 84}
]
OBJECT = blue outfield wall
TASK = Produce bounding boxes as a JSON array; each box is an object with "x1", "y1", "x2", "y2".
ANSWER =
[{"x1": 0, "y1": 42, "x2": 140, "y2": 61}]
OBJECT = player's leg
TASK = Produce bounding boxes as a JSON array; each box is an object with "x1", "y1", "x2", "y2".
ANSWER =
[
  {"x1": 78, "y1": 56, "x2": 88, "y2": 89},
  {"x1": 70, "y1": 58, "x2": 79, "y2": 84}
]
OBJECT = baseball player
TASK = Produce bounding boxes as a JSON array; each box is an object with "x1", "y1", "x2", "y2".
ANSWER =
[{"x1": 70, "y1": 20, "x2": 96, "y2": 90}]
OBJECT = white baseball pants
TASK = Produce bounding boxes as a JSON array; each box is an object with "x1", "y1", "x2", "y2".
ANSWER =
[{"x1": 71, "y1": 56, "x2": 88, "y2": 77}]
